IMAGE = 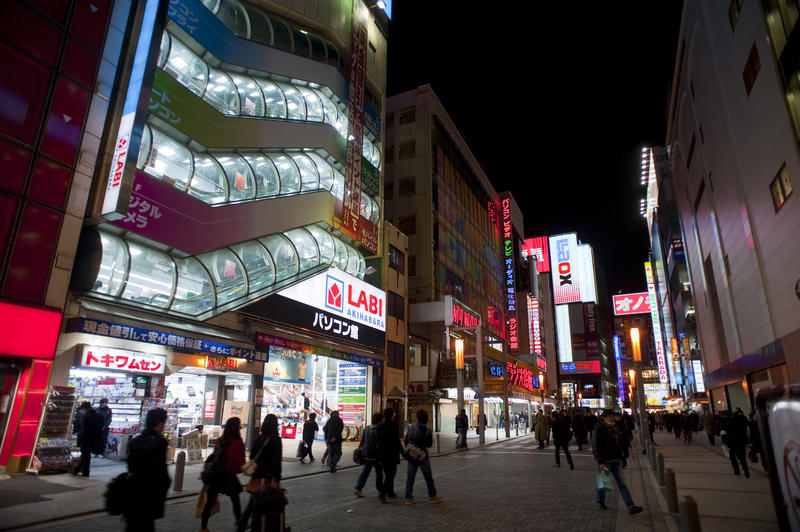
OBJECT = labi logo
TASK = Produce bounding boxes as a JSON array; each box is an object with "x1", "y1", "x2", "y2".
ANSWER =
[{"x1": 325, "y1": 275, "x2": 344, "y2": 312}]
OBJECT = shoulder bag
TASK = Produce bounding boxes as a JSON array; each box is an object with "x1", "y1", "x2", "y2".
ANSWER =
[{"x1": 242, "y1": 437, "x2": 267, "y2": 476}]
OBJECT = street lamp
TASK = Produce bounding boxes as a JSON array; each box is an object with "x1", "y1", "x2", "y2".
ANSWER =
[
  {"x1": 455, "y1": 338, "x2": 465, "y2": 418},
  {"x1": 630, "y1": 328, "x2": 648, "y2": 451}
]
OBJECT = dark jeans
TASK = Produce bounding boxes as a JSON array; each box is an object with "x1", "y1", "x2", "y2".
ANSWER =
[
  {"x1": 457, "y1": 429, "x2": 468, "y2": 448},
  {"x1": 729, "y1": 445, "x2": 749, "y2": 475},
  {"x1": 355, "y1": 461, "x2": 383, "y2": 492},
  {"x1": 707, "y1": 433, "x2": 715, "y2": 445},
  {"x1": 596, "y1": 461, "x2": 635, "y2": 507},
  {"x1": 304, "y1": 439, "x2": 314, "y2": 460},
  {"x1": 381, "y1": 462, "x2": 398, "y2": 497},
  {"x1": 327, "y1": 441, "x2": 342, "y2": 470},
  {"x1": 405, "y1": 458, "x2": 436, "y2": 499},
  {"x1": 201, "y1": 485, "x2": 241, "y2": 528},
  {"x1": 73, "y1": 446, "x2": 92, "y2": 476},
  {"x1": 554, "y1": 441, "x2": 573, "y2": 466},
  {"x1": 125, "y1": 515, "x2": 155, "y2": 532}
]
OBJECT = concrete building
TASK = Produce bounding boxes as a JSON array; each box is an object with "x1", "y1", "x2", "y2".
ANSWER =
[{"x1": 664, "y1": 0, "x2": 800, "y2": 413}]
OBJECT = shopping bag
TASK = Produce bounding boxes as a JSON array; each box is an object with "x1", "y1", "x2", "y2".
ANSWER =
[
  {"x1": 596, "y1": 472, "x2": 615, "y2": 492},
  {"x1": 721, "y1": 444, "x2": 730, "y2": 459},
  {"x1": 296, "y1": 441, "x2": 308, "y2": 459},
  {"x1": 194, "y1": 487, "x2": 220, "y2": 518},
  {"x1": 455, "y1": 434, "x2": 465, "y2": 448}
]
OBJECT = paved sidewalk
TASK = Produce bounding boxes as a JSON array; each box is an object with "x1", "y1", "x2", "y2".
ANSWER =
[
  {"x1": 0, "y1": 428, "x2": 526, "y2": 530},
  {"x1": 644, "y1": 429, "x2": 778, "y2": 531}
]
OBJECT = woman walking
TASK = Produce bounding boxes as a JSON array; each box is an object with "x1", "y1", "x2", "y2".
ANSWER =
[
  {"x1": 200, "y1": 417, "x2": 245, "y2": 532},
  {"x1": 237, "y1": 414, "x2": 282, "y2": 532}
]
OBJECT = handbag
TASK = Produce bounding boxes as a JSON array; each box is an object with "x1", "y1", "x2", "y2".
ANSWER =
[
  {"x1": 194, "y1": 487, "x2": 220, "y2": 518},
  {"x1": 596, "y1": 471, "x2": 615, "y2": 492},
  {"x1": 353, "y1": 447, "x2": 364, "y2": 465},
  {"x1": 242, "y1": 437, "x2": 268, "y2": 476},
  {"x1": 104, "y1": 472, "x2": 132, "y2": 515}
]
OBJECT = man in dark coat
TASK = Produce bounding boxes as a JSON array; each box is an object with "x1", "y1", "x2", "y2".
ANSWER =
[
  {"x1": 125, "y1": 408, "x2": 170, "y2": 532},
  {"x1": 572, "y1": 410, "x2": 587, "y2": 451},
  {"x1": 378, "y1": 408, "x2": 402, "y2": 502},
  {"x1": 301, "y1": 412, "x2": 319, "y2": 463},
  {"x1": 725, "y1": 409, "x2": 751, "y2": 477},
  {"x1": 552, "y1": 412, "x2": 574, "y2": 469},
  {"x1": 72, "y1": 402, "x2": 103, "y2": 477},
  {"x1": 96, "y1": 398, "x2": 112, "y2": 456},
  {"x1": 455, "y1": 409, "x2": 469, "y2": 449},
  {"x1": 324, "y1": 410, "x2": 344, "y2": 472},
  {"x1": 593, "y1": 409, "x2": 643, "y2": 514}
]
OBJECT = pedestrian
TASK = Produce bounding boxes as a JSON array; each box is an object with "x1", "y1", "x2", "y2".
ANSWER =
[
  {"x1": 301, "y1": 391, "x2": 310, "y2": 418},
  {"x1": 724, "y1": 409, "x2": 750, "y2": 477},
  {"x1": 96, "y1": 398, "x2": 112, "y2": 456},
  {"x1": 404, "y1": 409, "x2": 442, "y2": 504},
  {"x1": 748, "y1": 411, "x2": 762, "y2": 466},
  {"x1": 71, "y1": 401, "x2": 104, "y2": 477},
  {"x1": 552, "y1": 412, "x2": 574, "y2": 469},
  {"x1": 300, "y1": 412, "x2": 319, "y2": 463},
  {"x1": 573, "y1": 409, "x2": 587, "y2": 451},
  {"x1": 324, "y1": 410, "x2": 344, "y2": 472},
  {"x1": 702, "y1": 410, "x2": 716, "y2": 445},
  {"x1": 673, "y1": 412, "x2": 682, "y2": 440},
  {"x1": 125, "y1": 408, "x2": 170, "y2": 532},
  {"x1": 378, "y1": 407, "x2": 401, "y2": 502},
  {"x1": 455, "y1": 408, "x2": 469, "y2": 450},
  {"x1": 681, "y1": 413, "x2": 692, "y2": 444},
  {"x1": 237, "y1": 414, "x2": 283, "y2": 532},
  {"x1": 200, "y1": 417, "x2": 246, "y2": 532},
  {"x1": 615, "y1": 412, "x2": 631, "y2": 468},
  {"x1": 593, "y1": 409, "x2": 644, "y2": 514},
  {"x1": 534, "y1": 410, "x2": 550, "y2": 449},
  {"x1": 478, "y1": 412, "x2": 487, "y2": 434},
  {"x1": 354, "y1": 412, "x2": 384, "y2": 498}
]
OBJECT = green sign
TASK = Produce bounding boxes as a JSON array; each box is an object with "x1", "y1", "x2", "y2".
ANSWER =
[
  {"x1": 339, "y1": 386, "x2": 366, "y2": 395},
  {"x1": 362, "y1": 157, "x2": 380, "y2": 197}
]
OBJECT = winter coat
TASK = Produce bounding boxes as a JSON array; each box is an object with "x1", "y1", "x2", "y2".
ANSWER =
[
  {"x1": 77, "y1": 409, "x2": 104, "y2": 454},
  {"x1": 324, "y1": 412, "x2": 344, "y2": 443},
  {"x1": 701, "y1": 413, "x2": 715, "y2": 435},
  {"x1": 593, "y1": 419, "x2": 624, "y2": 463},
  {"x1": 359, "y1": 424, "x2": 381, "y2": 461},
  {"x1": 552, "y1": 416, "x2": 572, "y2": 444},
  {"x1": 725, "y1": 413, "x2": 750, "y2": 448},
  {"x1": 378, "y1": 419, "x2": 401, "y2": 465},
  {"x1": 534, "y1": 414, "x2": 551, "y2": 441},
  {"x1": 126, "y1": 429, "x2": 170, "y2": 520},
  {"x1": 456, "y1": 413, "x2": 469, "y2": 434},
  {"x1": 302, "y1": 420, "x2": 319, "y2": 442},
  {"x1": 218, "y1": 438, "x2": 245, "y2": 495},
  {"x1": 404, "y1": 422, "x2": 433, "y2": 460},
  {"x1": 96, "y1": 406, "x2": 112, "y2": 430},
  {"x1": 250, "y1": 434, "x2": 282, "y2": 482}
]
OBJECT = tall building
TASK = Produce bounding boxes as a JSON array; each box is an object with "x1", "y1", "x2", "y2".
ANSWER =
[
  {"x1": 663, "y1": 1, "x2": 800, "y2": 413},
  {"x1": 0, "y1": 0, "x2": 391, "y2": 472},
  {"x1": 386, "y1": 85, "x2": 545, "y2": 432}
]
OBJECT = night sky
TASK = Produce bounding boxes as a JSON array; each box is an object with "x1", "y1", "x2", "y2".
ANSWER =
[{"x1": 386, "y1": 2, "x2": 685, "y2": 296}]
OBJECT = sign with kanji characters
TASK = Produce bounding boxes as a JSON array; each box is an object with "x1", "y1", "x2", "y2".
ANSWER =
[
  {"x1": 80, "y1": 345, "x2": 166, "y2": 374},
  {"x1": 507, "y1": 362, "x2": 538, "y2": 391},
  {"x1": 408, "y1": 382, "x2": 429, "y2": 394},
  {"x1": 612, "y1": 292, "x2": 652, "y2": 316}
]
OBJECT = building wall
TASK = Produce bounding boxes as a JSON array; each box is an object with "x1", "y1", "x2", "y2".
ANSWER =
[{"x1": 667, "y1": 1, "x2": 800, "y2": 384}]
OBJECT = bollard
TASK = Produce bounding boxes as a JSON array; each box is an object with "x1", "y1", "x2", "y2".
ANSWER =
[
  {"x1": 650, "y1": 445, "x2": 657, "y2": 471},
  {"x1": 657, "y1": 452, "x2": 665, "y2": 487},
  {"x1": 516, "y1": 424, "x2": 519, "y2": 437},
  {"x1": 435, "y1": 433, "x2": 440, "y2": 454},
  {"x1": 664, "y1": 468, "x2": 679, "y2": 513},
  {"x1": 679, "y1": 495, "x2": 702, "y2": 532},
  {"x1": 496, "y1": 424, "x2": 499, "y2": 441},
  {"x1": 174, "y1": 451, "x2": 186, "y2": 492}
]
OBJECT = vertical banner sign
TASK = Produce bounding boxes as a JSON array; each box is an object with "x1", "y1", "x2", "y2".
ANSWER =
[
  {"x1": 102, "y1": 0, "x2": 164, "y2": 216},
  {"x1": 645, "y1": 261, "x2": 669, "y2": 384},
  {"x1": 528, "y1": 295, "x2": 542, "y2": 356},
  {"x1": 521, "y1": 236, "x2": 551, "y2": 273},
  {"x1": 500, "y1": 194, "x2": 518, "y2": 351},
  {"x1": 341, "y1": 12, "x2": 367, "y2": 241},
  {"x1": 549, "y1": 233, "x2": 581, "y2": 304},
  {"x1": 613, "y1": 335, "x2": 625, "y2": 404}
]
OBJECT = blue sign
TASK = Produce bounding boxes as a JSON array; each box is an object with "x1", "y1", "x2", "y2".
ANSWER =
[
  {"x1": 67, "y1": 318, "x2": 268, "y2": 362},
  {"x1": 613, "y1": 335, "x2": 625, "y2": 403},
  {"x1": 488, "y1": 362, "x2": 504, "y2": 377}
]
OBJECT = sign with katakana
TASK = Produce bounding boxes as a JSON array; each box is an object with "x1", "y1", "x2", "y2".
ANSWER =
[
  {"x1": 612, "y1": 292, "x2": 651, "y2": 316},
  {"x1": 80, "y1": 345, "x2": 166, "y2": 374}
]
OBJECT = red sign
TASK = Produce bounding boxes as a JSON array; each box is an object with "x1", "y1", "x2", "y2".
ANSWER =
[
  {"x1": 507, "y1": 362, "x2": 535, "y2": 391},
  {"x1": 612, "y1": 292, "x2": 652, "y2": 316},
  {"x1": 521, "y1": 236, "x2": 550, "y2": 273},
  {"x1": 0, "y1": 303, "x2": 61, "y2": 359},
  {"x1": 451, "y1": 302, "x2": 480, "y2": 328}
]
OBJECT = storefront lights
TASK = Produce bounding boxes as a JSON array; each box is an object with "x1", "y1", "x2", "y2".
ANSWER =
[{"x1": 455, "y1": 338, "x2": 464, "y2": 370}]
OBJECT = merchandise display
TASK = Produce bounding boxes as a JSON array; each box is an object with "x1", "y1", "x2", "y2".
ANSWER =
[{"x1": 30, "y1": 386, "x2": 77, "y2": 473}]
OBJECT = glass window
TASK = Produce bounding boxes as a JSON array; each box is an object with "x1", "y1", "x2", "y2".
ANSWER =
[
  {"x1": 260, "y1": 234, "x2": 299, "y2": 282},
  {"x1": 370, "y1": 142, "x2": 381, "y2": 167},
  {"x1": 333, "y1": 237, "x2": 348, "y2": 271},
  {"x1": 231, "y1": 74, "x2": 264, "y2": 117},
  {"x1": 157, "y1": 32, "x2": 170, "y2": 68},
  {"x1": 190, "y1": 154, "x2": 227, "y2": 203},
  {"x1": 344, "y1": 244, "x2": 359, "y2": 275},
  {"x1": 292, "y1": 28, "x2": 310, "y2": 57},
  {"x1": 144, "y1": 127, "x2": 193, "y2": 190},
  {"x1": 315, "y1": 89, "x2": 338, "y2": 127},
  {"x1": 257, "y1": 79, "x2": 286, "y2": 119},
  {"x1": 121, "y1": 242, "x2": 174, "y2": 308},
  {"x1": 284, "y1": 228, "x2": 319, "y2": 272},
  {"x1": 325, "y1": 42, "x2": 340, "y2": 68},
  {"x1": 306, "y1": 225, "x2": 335, "y2": 264},
  {"x1": 171, "y1": 256, "x2": 214, "y2": 315},
  {"x1": 271, "y1": 18, "x2": 293, "y2": 52},
  {"x1": 200, "y1": 0, "x2": 220, "y2": 12},
  {"x1": 197, "y1": 248, "x2": 247, "y2": 305},
  {"x1": 243, "y1": 154, "x2": 280, "y2": 197},
  {"x1": 360, "y1": 194, "x2": 372, "y2": 220},
  {"x1": 163, "y1": 36, "x2": 207, "y2": 97},
  {"x1": 279, "y1": 83, "x2": 306, "y2": 120},
  {"x1": 94, "y1": 232, "x2": 128, "y2": 297},
  {"x1": 298, "y1": 86, "x2": 323, "y2": 122},
  {"x1": 216, "y1": 0, "x2": 250, "y2": 38},
  {"x1": 291, "y1": 153, "x2": 319, "y2": 191},
  {"x1": 358, "y1": 253, "x2": 366, "y2": 278},
  {"x1": 331, "y1": 170, "x2": 345, "y2": 200},
  {"x1": 369, "y1": 199, "x2": 379, "y2": 224},
  {"x1": 308, "y1": 34, "x2": 327, "y2": 62},
  {"x1": 245, "y1": 5, "x2": 272, "y2": 45},
  {"x1": 269, "y1": 153, "x2": 300, "y2": 194},
  {"x1": 334, "y1": 107, "x2": 348, "y2": 138},
  {"x1": 204, "y1": 67, "x2": 239, "y2": 115},
  {"x1": 231, "y1": 240, "x2": 274, "y2": 292},
  {"x1": 362, "y1": 139, "x2": 373, "y2": 163},
  {"x1": 136, "y1": 123, "x2": 153, "y2": 170},
  {"x1": 215, "y1": 154, "x2": 255, "y2": 201},
  {"x1": 307, "y1": 152, "x2": 333, "y2": 190}
]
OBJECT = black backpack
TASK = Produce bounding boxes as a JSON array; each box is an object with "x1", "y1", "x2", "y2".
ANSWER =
[
  {"x1": 105, "y1": 472, "x2": 132, "y2": 515},
  {"x1": 201, "y1": 447, "x2": 227, "y2": 486}
]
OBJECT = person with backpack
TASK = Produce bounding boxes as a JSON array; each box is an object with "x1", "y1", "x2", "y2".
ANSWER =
[
  {"x1": 324, "y1": 410, "x2": 344, "y2": 473},
  {"x1": 200, "y1": 417, "x2": 246, "y2": 532},
  {"x1": 124, "y1": 408, "x2": 170, "y2": 532},
  {"x1": 71, "y1": 401, "x2": 104, "y2": 477},
  {"x1": 404, "y1": 409, "x2": 442, "y2": 505},
  {"x1": 237, "y1": 414, "x2": 283, "y2": 532},
  {"x1": 378, "y1": 407, "x2": 402, "y2": 502},
  {"x1": 354, "y1": 412, "x2": 384, "y2": 498}
]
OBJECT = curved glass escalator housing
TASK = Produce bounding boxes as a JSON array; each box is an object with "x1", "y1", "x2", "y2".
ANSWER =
[{"x1": 88, "y1": 225, "x2": 365, "y2": 317}]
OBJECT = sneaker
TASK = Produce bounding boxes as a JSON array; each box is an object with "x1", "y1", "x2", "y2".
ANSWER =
[
  {"x1": 298, "y1": 459, "x2": 305, "y2": 463},
  {"x1": 598, "y1": 501, "x2": 608, "y2": 510},
  {"x1": 569, "y1": 463, "x2": 574, "y2": 470},
  {"x1": 405, "y1": 499, "x2": 415, "y2": 505},
  {"x1": 429, "y1": 495, "x2": 442, "y2": 503},
  {"x1": 309, "y1": 458, "x2": 315, "y2": 463},
  {"x1": 379, "y1": 495, "x2": 387, "y2": 503},
  {"x1": 628, "y1": 505, "x2": 643, "y2": 515},
  {"x1": 354, "y1": 489, "x2": 365, "y2": 498}
]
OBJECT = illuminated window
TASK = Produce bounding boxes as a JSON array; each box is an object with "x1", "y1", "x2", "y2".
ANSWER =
[
  {"x1": 763, "y1": 0, "x2": 799, "y2": 57},
  {"x1": 770, "y1": 164, "x2": 793, "y2": 211},
  {"x1": 743, "y1": 43, "x2": 761, "y2": 96}
]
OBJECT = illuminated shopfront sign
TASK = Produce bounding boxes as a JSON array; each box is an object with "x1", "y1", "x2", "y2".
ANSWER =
[
  {"x1": 555, "y1": 304, "x2": 572, "y2": 362},
  {"x1": 549, "y1": 233, "x2": 581, "y2": 304},
  {"x1": 613, "y1": 335, "x2": 625, "y2": 403},
  {"x1": 560, "y1": 360, "x2": 601, "y2": 374},
  {"x1": 528, "y1": 295, "x2": 541, "y2": 356},
  {"x1": 693, "y1": 360, "x2": 706, "y2": 393},
  {"x1": 80, "y1": 345, "x2": 166, "y2": 374},
  {"x1": 445, "y1": 296, "x2": 481, "y2": 328},
  {"x1": 644, "y1": 383, "x2": 669, "y2": 406},
  {"x1": 500, "y1": 195, "x2": 518, "y2": 351},
  {"x1": 0, "y1": 303, "x2": 62, "y2": 359},
  {"x1": 521, "y1": 236, "x2": 550, "y2": 273},
  {"x1": 645, "y1": 261, "x2": 669, "y2": 384},
  {"x1": 507, "y1": 362, "x2": 537, "y2": 391},
  {"x1": 612, "y1": 292, "x2": 651, "y2": 316},
  {"x1": 537, "y1": 356, "x2": 547, "y2": 373}
]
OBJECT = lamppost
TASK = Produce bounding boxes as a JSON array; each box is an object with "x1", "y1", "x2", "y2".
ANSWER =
[
  {"x1": 455, "y1": 338, "x2": 465, "y2": 416},
  {"x1": 630, "y1": 328, "x2": 648, "y2": 450}
]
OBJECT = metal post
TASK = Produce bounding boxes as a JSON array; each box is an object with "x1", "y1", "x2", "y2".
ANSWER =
[
  {"x1": 502, "y1": 341, "x2": 510, "y2": 438},
  {"x1": 679, "y1": 495, "x2": 702, "y2": 532},
  {"x1": 435, "y1": 432, "x2": 440, "y2": 455},
  {"x1": 174, "y1": 451, "x2": 186, "y2": 492},
  {"x1": 516, "y1": 422, "x2": 519, "y2": 437},
  {"x1": 476, "y1": 325, "x2": 486, "y2": 445},
  {"x1": 657, "y1": 452, "x2": 665, "y2": 486},
  {"x1": 650, "y1": 446, "x2": 658, "y2": 471},
  {"x1": 665, "y1": 468, "x2": 679, "y2": 513},
  {"x1": 496, "y1": 424, "x2": 499, "y2": 441}
]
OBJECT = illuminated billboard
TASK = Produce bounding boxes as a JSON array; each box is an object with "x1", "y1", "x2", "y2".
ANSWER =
[
  {"x1": 555, "y1": 304, "x2": 572, "y2": 362},
  {"x1": 613, "y1": 335, "x2": 625, "y2": 404},
  {"x1": 549, "y1": 233, "x2": 581, "y2": 304},
  {"x1": 613, "y1": 292, "x2": 652, "y2": 316},
  {"x1": 644, "y1": 383, "x2": 669, "y2": 407},
  {"x1": 528, "y1": 295, "x2": 542, "y2": 356},
  {"x1": 560, "y1": 360, "x2": 601, "y2": 374},
  {"x1": 645, "y1": 261, "x2": 669, "y2": 384},
  {"x1": 577, "y1": 244, "x2": 598, "y2": 303},
  {"x1": 521, "y1": 236, "x2": 550, "y2": 273}
]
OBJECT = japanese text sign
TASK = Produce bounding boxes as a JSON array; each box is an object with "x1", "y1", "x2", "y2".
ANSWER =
[
  {"x1": 81, "y1": 345, "x2": 166, "y2": 374},
  {"x1": 612, "y1": 292, "x2": 652, "y2": 316}
]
